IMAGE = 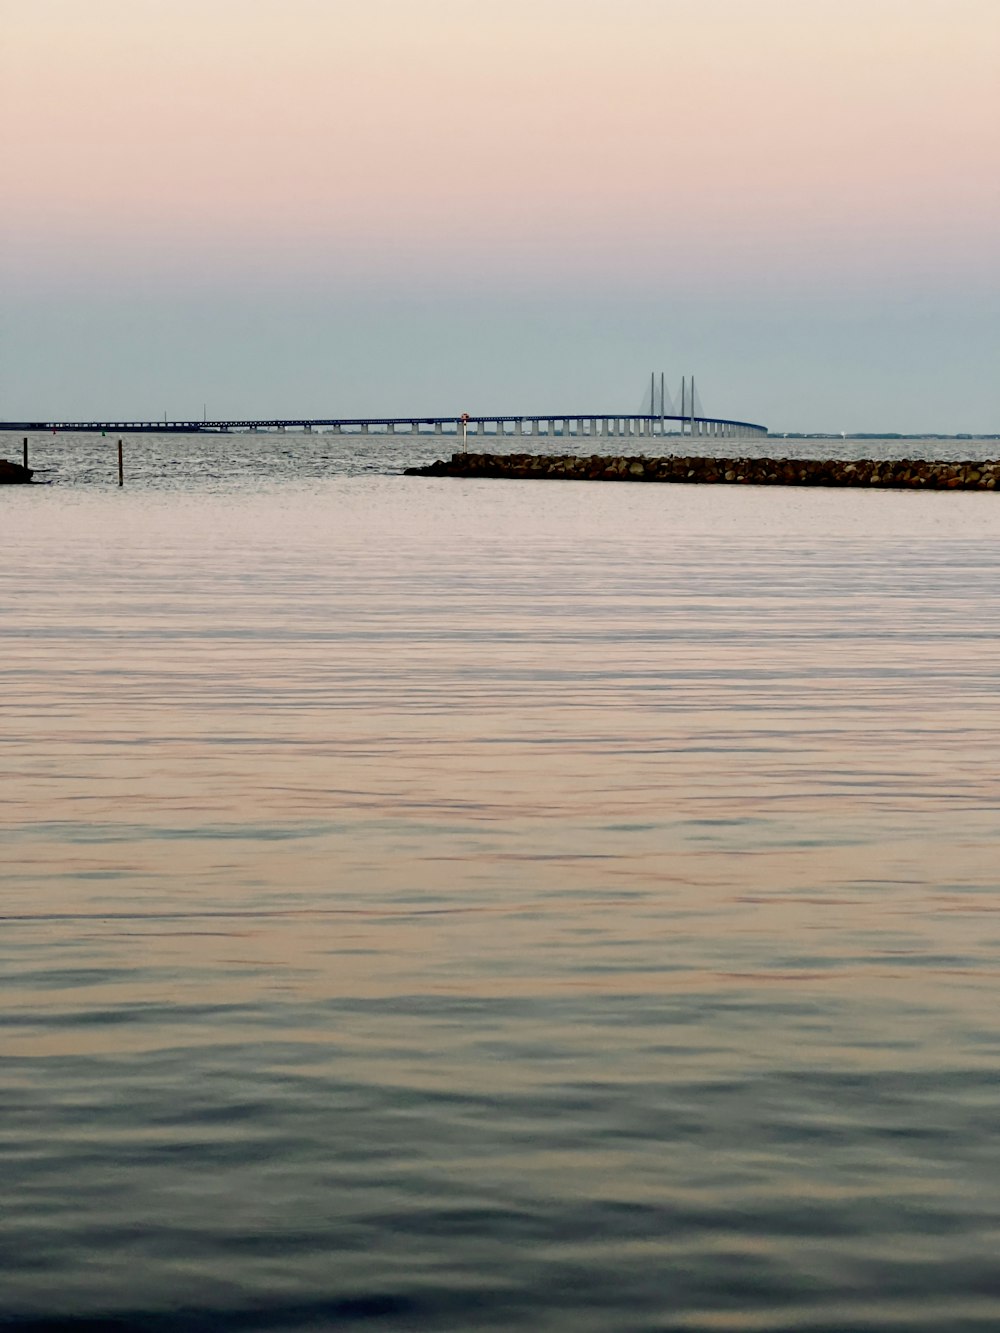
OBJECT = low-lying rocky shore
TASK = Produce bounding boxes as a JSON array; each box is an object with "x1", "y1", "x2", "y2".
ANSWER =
[
  {"x1": 0, "y1": 459, "x2": 33, "y2": 484},
  {"x1": 405, "y1": 452, "x2": 1000, "y2": 490}
]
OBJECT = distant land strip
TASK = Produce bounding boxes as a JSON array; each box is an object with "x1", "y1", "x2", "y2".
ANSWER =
[{"x1": 405, "y1": 453, "x2": 1000, "y2": 490}]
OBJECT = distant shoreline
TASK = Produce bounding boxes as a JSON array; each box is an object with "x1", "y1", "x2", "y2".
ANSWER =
[{"x1": 775, "y1": 434, "x2": 1000, "y2": 442}]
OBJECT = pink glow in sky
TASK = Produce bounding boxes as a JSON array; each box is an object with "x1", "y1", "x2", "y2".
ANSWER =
[
  {"x1": 5, "y1": 0, "x2": 999, "y2": 294},
  {"x1": 2, "y1": 0, "x2": 998, "y2": 429}
]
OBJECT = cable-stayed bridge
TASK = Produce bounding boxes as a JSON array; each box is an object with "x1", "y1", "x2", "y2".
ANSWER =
[
  {"x1": 0, "y1": 377, "x2": 767, "y2": 440},
  {"x1": 0, "y1": 413, "x2": 765, "y2": 438}
]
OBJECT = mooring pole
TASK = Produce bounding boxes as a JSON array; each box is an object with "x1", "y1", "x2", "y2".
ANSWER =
[
  {"x1": 23, "y1": 437, "x2": 28, "y2": 469},
  {"x1": 118, "y1": 439, "x2": 124, "y2": 487}
]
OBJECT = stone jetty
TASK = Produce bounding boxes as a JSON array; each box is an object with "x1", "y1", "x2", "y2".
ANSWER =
[
  {"x1": 405, "y1": 452, "x2": 999, "y2": 490},
  {"x1": 0, "y1": 459, "x2": 32, "y2": 484}
]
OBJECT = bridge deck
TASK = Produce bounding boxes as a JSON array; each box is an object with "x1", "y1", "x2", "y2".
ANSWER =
[{"x1": 1, "y1": 413, "x2": 767, "y2": 435}]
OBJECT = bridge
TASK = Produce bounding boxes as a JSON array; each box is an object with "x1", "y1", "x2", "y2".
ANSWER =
[{"x1": 0, "y1": 412, "x2": 767, "y2": 439}]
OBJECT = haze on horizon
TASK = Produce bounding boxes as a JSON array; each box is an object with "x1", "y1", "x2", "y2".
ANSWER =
[{"x1": 2, "y1": 0, "x2": 998, "y2": 434}]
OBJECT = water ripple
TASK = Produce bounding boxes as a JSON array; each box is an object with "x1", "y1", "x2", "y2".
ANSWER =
[{"x1": 3, "y1": 455, "x2": 1000, "y2": 1329}]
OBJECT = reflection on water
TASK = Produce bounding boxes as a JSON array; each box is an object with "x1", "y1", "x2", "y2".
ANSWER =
[{"x1": 3, "y1": 454, "x2": 1000, "y2": 1331}]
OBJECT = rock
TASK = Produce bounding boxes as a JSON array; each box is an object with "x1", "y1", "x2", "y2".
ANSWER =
[
  {"x1": 403, "y1": 452, "x2": 1000, "y2": 492},
  {"x1": 0, "y1": 459, "x2": 33, "y2": 484}
]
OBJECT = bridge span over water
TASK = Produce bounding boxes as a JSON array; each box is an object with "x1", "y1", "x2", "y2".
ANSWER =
[{"x1": 0, "y1": 412, "x2": 767, "y2": 440}]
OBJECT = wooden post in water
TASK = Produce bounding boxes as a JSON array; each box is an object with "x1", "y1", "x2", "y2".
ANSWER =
[
  {"x1": 118, "y1": 439, "x2": 124, "y2": 487},
  {"x1": 23, "y1": 437, "x2": 28, "y2": 469}
]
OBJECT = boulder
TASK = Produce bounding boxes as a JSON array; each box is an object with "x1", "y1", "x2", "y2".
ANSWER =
[
  {"x1": 403, "y1": 451, "x2": 1000, "y2": 491},
  {"x1": 0, "y1": 459, "x2": 32, "y2": 484}
]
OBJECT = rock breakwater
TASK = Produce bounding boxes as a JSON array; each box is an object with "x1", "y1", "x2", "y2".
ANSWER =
[{"x1": 405, "y1": 452, "x2": 1000, "y2": 490}]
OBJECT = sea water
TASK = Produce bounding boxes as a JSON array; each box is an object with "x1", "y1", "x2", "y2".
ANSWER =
[{"x1": 3, "y1": 434, "x2": 1000, "y2": 1331}]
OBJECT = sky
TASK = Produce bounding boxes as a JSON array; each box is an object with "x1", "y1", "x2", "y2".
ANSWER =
[{"x1": 2, "y1": 0, "x2": 998, "y2": 432}]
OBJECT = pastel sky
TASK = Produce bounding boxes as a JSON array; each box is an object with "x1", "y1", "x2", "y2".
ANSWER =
[{"x1": 2, "y1": 0, "x2": 998, "y2": 430}]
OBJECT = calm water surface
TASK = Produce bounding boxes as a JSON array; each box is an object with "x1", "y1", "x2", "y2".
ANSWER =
[{"x1": 3, "y1": 436, "x2": 1000, "y2": 1330}]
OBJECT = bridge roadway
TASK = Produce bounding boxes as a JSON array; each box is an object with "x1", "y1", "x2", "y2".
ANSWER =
[{"x1": 0, "y1": 413, "x2": 767, "y2": 440}]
